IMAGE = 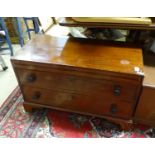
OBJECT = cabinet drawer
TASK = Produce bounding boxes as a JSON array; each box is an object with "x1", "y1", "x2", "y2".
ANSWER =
[
  {"x1": 22, "y1": 86, "x2": 135, "y2": 119},
  {"x1": 17, "y1": 69, "x2": 140, "y2": 102}
]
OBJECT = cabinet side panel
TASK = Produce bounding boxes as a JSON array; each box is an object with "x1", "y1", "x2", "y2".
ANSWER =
[{"x1": 134, "y1": 86, "x2": 155, "y2": 126}]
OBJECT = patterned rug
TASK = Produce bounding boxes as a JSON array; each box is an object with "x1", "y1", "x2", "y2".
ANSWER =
[{"x1": 0, "y1": 86, "x2": 155, "y2": 138}]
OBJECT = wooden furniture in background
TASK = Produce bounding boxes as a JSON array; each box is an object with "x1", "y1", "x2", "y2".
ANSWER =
[
  {"x1": 59, "y1": 17, "x2": 155, "y2": 30},
  {"x1": 11, "y1": 35, "x2": 144, "y2": 130},
  {"x1": 71, "y1": 17, "x2": 152, "y2": 25},
  {"x1": 134, "y1": 55, "x2": 155, "y2": 126}
]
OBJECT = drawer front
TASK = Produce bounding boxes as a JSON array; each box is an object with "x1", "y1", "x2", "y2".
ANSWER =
[
  {"x1": 17, "y1": 69, "x2": 140, "y2": 102},
  {"x1": 22, "y1": 86, "x2": 135, "y2": 119}
]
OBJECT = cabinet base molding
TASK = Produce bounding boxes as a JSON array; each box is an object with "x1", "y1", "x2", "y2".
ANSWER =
[{"x1": 23, "y1": 102, "x2": 133, "y2": 130}]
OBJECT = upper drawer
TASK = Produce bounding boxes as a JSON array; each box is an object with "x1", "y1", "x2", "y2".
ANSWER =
[{"x1": 16, "y1": 68, "x2": 140, "y2": 102}]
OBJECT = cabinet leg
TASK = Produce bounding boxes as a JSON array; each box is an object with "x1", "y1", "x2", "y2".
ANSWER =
[
  {"x1": 107, "y1": 118, "x2": 133, "y2": 131},
  {"x1": 23, "y1": 104, "x2": 40, "y2": 113},
  {"x1": 119, "y1": 121, "x2": 133, "y2": 131}
]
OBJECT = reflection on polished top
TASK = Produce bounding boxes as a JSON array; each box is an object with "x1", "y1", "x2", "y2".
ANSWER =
[{"x1": 12, "y1": 34, "x2": 144, "y2": 76}]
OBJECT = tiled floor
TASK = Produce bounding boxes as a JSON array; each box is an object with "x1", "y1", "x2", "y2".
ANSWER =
[{"x1": 0, "y1": 45, "x2": 21, "y2": 106}]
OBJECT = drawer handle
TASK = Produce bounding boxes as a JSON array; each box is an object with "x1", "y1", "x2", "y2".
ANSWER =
[
  {"x1": 69, "y1": 95, "x2": 76, "y2": 101},
  {"x1": 27, "y1": 74, "x2": 36, "y2": 83},
  {"x1": 110, "y1": 104, "x2": 118, "y2": 114},
  {"x1": 32, "y1": 92, "x2": 41, "y2": 100},
  {"x1": 113, "y1": 85, "x2": 121, "y2": 96},
  {"x1": 68, "y1": 76, "x2": 75, "y2": 81}
]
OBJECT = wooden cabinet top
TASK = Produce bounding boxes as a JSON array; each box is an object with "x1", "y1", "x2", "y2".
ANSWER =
[{"x1": 12, "y1": 34, "x2": 143, "y2": 76}]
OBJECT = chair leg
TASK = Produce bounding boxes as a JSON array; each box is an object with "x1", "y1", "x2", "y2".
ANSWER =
[
  {"x1": 0, "y1": 55, "x2": 8, "y2": 70},
  {"x1": 23, "y1": 17, "x2": 44, "y2": 40},
  {"x1": 15, "y1": 17, "x2": 24, "y2": 47},
  {"x1": 23, "y1": 18, "x2": 31, "y2": 39},
  {"x1": 5, "y1": 36, "x2": 13, "y2": 56},
  {"x1": 33, "y1": 17, "x2": 40, "y2": 33},
  {"x1": 0, "y1": 17, "x2": 13, "y2": 56}
]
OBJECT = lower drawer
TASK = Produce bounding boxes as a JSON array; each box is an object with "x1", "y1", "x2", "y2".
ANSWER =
[{"x1": 22, "y1": 86, "x2": 135, "y2": 119}]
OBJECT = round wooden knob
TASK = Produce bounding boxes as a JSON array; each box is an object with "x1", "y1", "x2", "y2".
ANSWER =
[
  {"x1": 68, "y1": 76, "x2": 75, "y2": 81},
  {"x1": 27, "y1": 74, "x2": 36, "y2": 83},
  {"x1": 69, "y1": 95, "x2": 76, "y2": 101},
  {"x1": 113, "y1": 85, "x2": 121, "y2": 96},
  {"x1": 110, "y1": 104, "x2": 117, "y2": 114},
  {"x1": 32, "y1": 92, "x2": 41, "y2": 100}
]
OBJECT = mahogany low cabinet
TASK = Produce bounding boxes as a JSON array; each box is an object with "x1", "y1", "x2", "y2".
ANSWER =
[{"x1": 11, "y1": 35, "x2": 144, "y2": 130}]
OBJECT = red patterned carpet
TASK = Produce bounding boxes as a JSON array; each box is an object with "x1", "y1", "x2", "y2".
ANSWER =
[{"x1": 0, "y1": 86, "x2": 154, "y2": 138}]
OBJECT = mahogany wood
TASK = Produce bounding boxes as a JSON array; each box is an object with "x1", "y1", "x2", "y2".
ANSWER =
[
  {"x1": 12, "y1": 35, "x2": 143, "y2": 76},
  {"x1": 11, "y1": 35, "x2": 144, "y2": 129},
  {"x1": 16, "y1": 68, "x2": 140, "y2": 102},
  {"x1": 22, "y1": 85, "x2": 137, "y2": 119}
]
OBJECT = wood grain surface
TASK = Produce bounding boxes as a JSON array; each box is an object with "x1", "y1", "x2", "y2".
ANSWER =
[
  {"x1": 12, "y1": 34, "x2": 144, "y2": 76},
  {"x1": 11, "y1": 35, "x2": 144, "y2": 129}
]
